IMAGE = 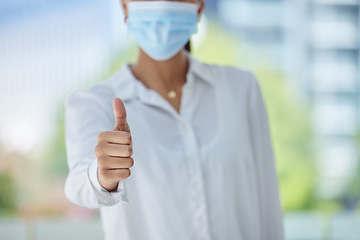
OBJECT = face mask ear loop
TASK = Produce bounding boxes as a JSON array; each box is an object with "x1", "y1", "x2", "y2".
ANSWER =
[
  {"x1": 124, "y1": 0, "x2": 129, "y2": 23},
  {"x1": 196, "y1": 2, "x2": 202, "y2": 23}
]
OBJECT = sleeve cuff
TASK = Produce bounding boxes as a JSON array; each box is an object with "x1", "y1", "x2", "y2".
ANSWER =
[{"x1": 88, "y1": 158, "x2": 129, "y2": 206}]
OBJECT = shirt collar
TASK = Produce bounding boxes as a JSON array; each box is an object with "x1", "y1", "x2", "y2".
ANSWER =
[
  {"x1": 108, "y1": 51, "x2": 213, "y2": 102},
  {"x1": 184, "y1": 50, "x2": 213, "y2": 85}
]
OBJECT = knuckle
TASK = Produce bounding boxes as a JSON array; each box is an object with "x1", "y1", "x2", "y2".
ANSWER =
[
  {"x1": 119, "y1": 112, "x2": 127, "y2": 121},
  {"x1": 122, "y1": 169, "x2": 131, "y2": 178},
  {"x1": 127, "y1": 145, "x2": 133, "y2": 156},
  {"x1": 123, "y1": 158, "x2": 134, "y2": 168},
  {"x1": 94, "y1": 145, "x2": 101, "y2": 156},
  {"x1": 128, "y1": 157, "x2": 134, "y2": 168},
  {"x1": 97, "y1": 131, "x2": 106, "y2": 142},
  {"x1": 126, "y1": 133, "x2": 132, "y2": 144},
  {"x1": 95, "y1": 144, "x2": 106, "y2": 157}
]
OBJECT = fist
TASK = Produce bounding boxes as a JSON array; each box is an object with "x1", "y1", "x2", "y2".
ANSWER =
[{"x1": 95, "y1": 97, "x2": 134, "y2": 191}]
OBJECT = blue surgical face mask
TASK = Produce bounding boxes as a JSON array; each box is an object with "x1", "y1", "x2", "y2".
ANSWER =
[{"x1": 126, "y1": 1, "x2": 199, "y2": 61}]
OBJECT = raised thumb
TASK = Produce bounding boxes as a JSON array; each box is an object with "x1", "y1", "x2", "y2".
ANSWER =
[{"x1": 113, "y1": 97, "x2": 129, "y2": 132}]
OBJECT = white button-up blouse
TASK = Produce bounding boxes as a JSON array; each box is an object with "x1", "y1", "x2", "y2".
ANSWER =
[{"x1": 64, "y1": 51, "x2": 284, "y2": 240}]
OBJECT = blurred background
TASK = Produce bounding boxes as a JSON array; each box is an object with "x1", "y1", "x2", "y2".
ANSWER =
[{"x1": 0, "y1": 0, "x2": 359, "y2": 239}]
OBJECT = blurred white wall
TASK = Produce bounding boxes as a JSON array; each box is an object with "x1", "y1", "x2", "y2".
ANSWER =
[{"x1": 0, "y1": 0, "x2": 132, "y2": 154}]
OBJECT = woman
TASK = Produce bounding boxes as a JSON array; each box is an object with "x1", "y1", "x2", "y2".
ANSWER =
[{"x1": 64, "y1": 0, "x2": 284, "y2": 239}]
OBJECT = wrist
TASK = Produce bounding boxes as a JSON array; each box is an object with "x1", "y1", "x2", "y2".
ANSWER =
[{"x1": 97, "y1": 168, "x2": 119, "y2": 192}]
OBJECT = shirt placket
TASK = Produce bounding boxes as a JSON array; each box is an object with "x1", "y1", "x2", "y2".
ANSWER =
[
  {"x1": 135, "y1": 70, "x2": 212, "y2": 240},
  {"x1": 180, "y1": 77, "x2": 212, "y2": 240}
]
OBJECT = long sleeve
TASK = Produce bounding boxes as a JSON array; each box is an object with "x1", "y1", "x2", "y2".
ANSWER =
[
  {"x1": 247, "y1": 73, "x2": 284, "y2": 240},
  {"x1": 64, "y1": 87, "x2": 128, "y2": 209}
]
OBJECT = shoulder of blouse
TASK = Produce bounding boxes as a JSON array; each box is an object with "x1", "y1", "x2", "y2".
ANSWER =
[
  {"x1": 220, "y1": 64, "x2": 256, "y2": 85},
  {"x1": 201, "y1": 63, "x2": 259, "y2": 97}
]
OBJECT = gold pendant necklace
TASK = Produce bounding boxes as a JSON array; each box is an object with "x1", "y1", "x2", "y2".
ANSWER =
[
  {"x1": 164, "y1": 79, "x2": 185, "y2": 99},
  {"x1": 168, "y1": 90, "x2": 177, "y2": 99}
]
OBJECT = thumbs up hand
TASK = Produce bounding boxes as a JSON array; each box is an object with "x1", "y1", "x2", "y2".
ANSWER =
[{"x1": 95, "y1": 97, "x2": 134, "y2": 192}]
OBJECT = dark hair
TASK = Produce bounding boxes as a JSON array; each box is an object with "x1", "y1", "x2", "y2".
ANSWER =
[{"x1": 185, "y1": 40, "x2": 191, "y2": 52}]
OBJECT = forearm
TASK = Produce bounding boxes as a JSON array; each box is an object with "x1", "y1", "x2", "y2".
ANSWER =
[{"x1": 64, "y1": 159, "x2": 101, "y2": 209}]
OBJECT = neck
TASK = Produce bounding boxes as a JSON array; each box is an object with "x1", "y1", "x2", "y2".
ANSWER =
[{"x1": 131, "y1": 48, "x2": 189, "y2": 89}]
